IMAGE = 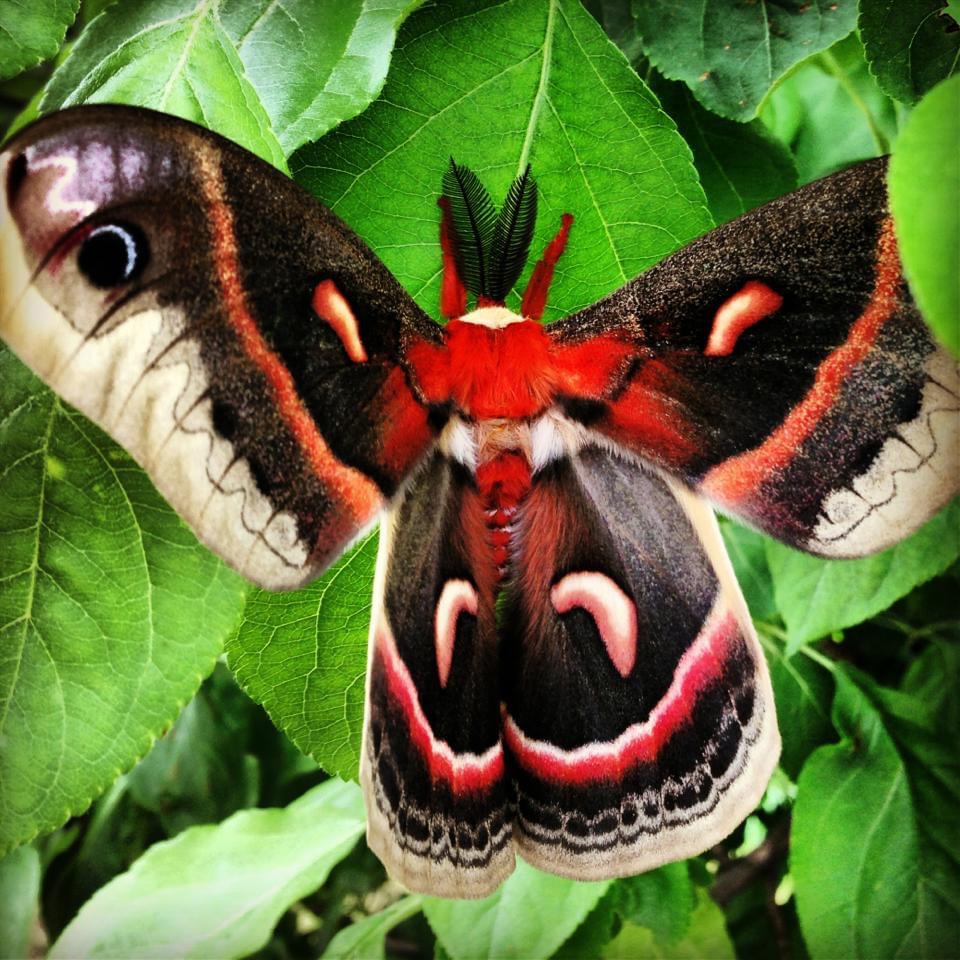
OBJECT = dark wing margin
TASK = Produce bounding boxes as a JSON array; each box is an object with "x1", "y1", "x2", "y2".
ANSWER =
[
  {"x1": 0, "y1": 106, "x2": 443, "y2": 589},
  {"x1": 547, "y1": 159, "x2": 959, "y2": 557},
  {"x1": 502, "y1": 447, "x2": 779, "y2": 880},
  {"x1": 361, "y1": 452, "x2": 513, "y2": 897}
]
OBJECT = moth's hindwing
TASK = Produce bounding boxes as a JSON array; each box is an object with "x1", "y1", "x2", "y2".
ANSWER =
[
  {"x1": 361, "y1": 452, "x2": 513, "y2": 898},
  {"x1": 502, "y1": 447, "x2": 779, "y2": 879},
  {"x1": 549, "y1": 158, "x2": 959, "y2": 557},
  {"x1": 0, "y1": 106, "x2": 441, "y2": 589}
]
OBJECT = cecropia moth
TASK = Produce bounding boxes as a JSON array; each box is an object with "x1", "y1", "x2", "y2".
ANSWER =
[{"x1": 1, "y1": 106, "x2": 957, "y2": 898}]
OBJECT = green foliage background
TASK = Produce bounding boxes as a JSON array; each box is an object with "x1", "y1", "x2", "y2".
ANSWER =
[{"x1": 0, "y1": 1, "x2": 958, "y2": 957}]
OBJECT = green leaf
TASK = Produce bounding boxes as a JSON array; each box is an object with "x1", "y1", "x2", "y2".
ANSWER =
[
  {"x1": 38, "y1": 0, "x2": 287, "y2": 169},
  {"x1": 601, "y1": 886, "x2": 735, "y2": 959},
  {"x1": 720, "y1": 520, "x2": 777, "y2": 622},
  {"x1": 322, "y1": 894, "x2": 425, "y2": 960},
  {"x1": 722, "y1": 879, "x2": 792, "y2": 960},
  {"x1": 766, "y1": 500, "x2": 960, "y2": 650},
  {"x1": 40, "y1": 778, "x2": 157, "y2": 941},
  {"x1": 49, "y1": 778, "x2": 366, "y2": 960},
  {"x1": 37, "y1": 0, "x2": 423, "y2": 167},
  {"x1": 859, "y1": 0, "x2": 960, "y2": 105},
  {"x1": 634, "y1": 1, "x2": 857, "y2": 121},
  {"x1": 225, "y1": 532, "x2": 375, "y2": 782},
  {"x1": 0, "y1": 0, "x2": 78, "y2": 81},
  {"x1": 889, "y1": 74, "x2": 960, "y2": 355},
  {"x1": 424, "y1": 859, "x2": 610, "y2": 960},
  {"x1": 554, "y1": 865, "x2": 696, "y2": 958},
  {"x1": 80, "y1": 0, "x2": 115, "y2": 24},
  {"x1": 760, "y1": 33, "x2": 898, "y2": 183},
  {"x1": 0, "y1": 845, "x2": 40, "y2": 959},
  {"x1": 126, "y1": 664, "x2": 258, "y2": 834},
  {"x1": 759, "y1": 635, "x2": 833, "y2": 780},
  {"x1": 0, "y1": 347, "x2": 246, "y2": 855},
  {"x1": 293, "y1": 0, "x2": 712, "y2": 322},
  {"x1": 219, "y1": 0, "x2": 423, "y2": 154},
  {"x1": 651, "y1": 76, "x2": 798, "y2": 224},
  {"x1": 791, "y1": 669, "x2": 959, "y2": 957},
  {"x1": 616, "y1": 863, "x2": 697, "y2": 945},
  {"x1": 899, "y1": 637, "x2": 960, "y2": 730},
  {"x1": 856, "y1": 643, "x2": 960, "y2": 915},
  {"x1": 551, "y1": 893, "x2": 622, "y2": 959}
]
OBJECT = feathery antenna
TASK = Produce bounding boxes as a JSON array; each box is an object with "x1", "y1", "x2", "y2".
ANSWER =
[
  {"x1": 442, "y1": 160, "x2": 497, "y2": 296},
  {"x1": 487, "y1": 165, "x2": 538, "y2": 302}
]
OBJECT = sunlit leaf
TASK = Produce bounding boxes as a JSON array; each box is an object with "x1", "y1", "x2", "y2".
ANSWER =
[
  {"x1": 38, "y1": 0, "x2": 287, "y2": 168},
  {"x1": 219, "y1": 0, "x2": 423, "y2": 153},
  {"x1": 555, "y1": 865, "x2": 696, "y2": 958},
  {"x1": 424, "y1": 859, "x2": 610, "y2": 960},
  {"x1": 889, "y1": 74, "x2": 960, "y2": 355},
  {"x1": 50, "y1": 779, "x2": 366, "y2": 960},
  {"x1": 322, "y1": 894, "x2": 424, "y2": 960},
  {"x1": 601, "y1": 887, "x2": 735, "y2": 959},
  {"x1": 37, "y1": 0, "x2": 422, "y2": 166}
]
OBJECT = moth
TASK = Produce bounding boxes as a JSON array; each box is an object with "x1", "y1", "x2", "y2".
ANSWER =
[{"x1": 1, "y1": 106, "x2": 957, "y2": 899}]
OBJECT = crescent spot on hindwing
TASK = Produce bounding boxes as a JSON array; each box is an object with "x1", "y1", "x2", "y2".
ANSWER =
[{"x1": 0, "y1": 105, "x2": 442, "y2": 590}]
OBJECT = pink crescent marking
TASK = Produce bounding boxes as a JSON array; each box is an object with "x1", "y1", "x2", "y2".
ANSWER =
[
  {"x1": 705, "y1": 280, "x2": 783, "y2": 357},
  {"x1": 550, "y1": 572, "x2": 637, "y2": 678},
  {"x1": 435, "y1": 579, "x2": 479, "y2": 688},
  {"x1": 312, "y1": 279, "x2": 368, "y2": 363}
]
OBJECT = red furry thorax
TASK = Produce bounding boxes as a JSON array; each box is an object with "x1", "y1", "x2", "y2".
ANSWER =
[{"x1": 408, "y1": 317, "x2": 557, "y2": 419}]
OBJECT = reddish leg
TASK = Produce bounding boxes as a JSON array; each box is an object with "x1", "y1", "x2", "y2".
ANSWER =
[
  {"x1": 520, "y1": 213, "x2": 574, "y2": 321},
  {"x1": 438, "y1": 197, "x2": 467, "y2": 319}
]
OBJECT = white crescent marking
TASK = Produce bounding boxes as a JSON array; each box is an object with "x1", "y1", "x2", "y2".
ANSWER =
[
  {"x1": 704, "y1": 280, "x2": 783, "y2": 357},
  {"x1": 434, "y1": 578, "x2": 479, "y2": 688},
  {"x1": 312, "y1": 279, "x2": 367, "y2": 363},
  {"x1": 550, "y1": 571, "x2": 637, "y2": 677}
]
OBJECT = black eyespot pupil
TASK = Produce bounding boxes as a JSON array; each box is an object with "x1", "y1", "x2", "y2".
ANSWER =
[
  {"x1": 6, "y1": 153, "x2": 28, "y2": 207},
  {"x1": 77, "y1": 223, "x2": 149, "y2": 288}
]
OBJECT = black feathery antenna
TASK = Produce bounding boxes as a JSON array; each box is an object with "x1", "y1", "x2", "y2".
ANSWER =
[
  {"x1": 487, "y1": 165, "x2": 537, "y2": 302},
  {"x1": 442, "y1": 159, "x2": 497, "y2": 296}
]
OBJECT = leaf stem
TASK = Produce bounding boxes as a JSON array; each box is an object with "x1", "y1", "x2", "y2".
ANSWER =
[
  {"x1": 798, "y1": 644, "x2": 837, "y2": 673},
  {"x1": 875, "y1": 614, "x2": 960, "y2": 642},
  {"x1": 758, "y1": 622, "x2": 838, "y2": 674}
]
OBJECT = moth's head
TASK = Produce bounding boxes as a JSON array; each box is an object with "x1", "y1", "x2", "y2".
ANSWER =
[
  {"x1": 439, "y1": 160, "x2": 572, "y2": 323},
  {"x1": 457, "y1": 304, "x2": 525, "y2": 329}
]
